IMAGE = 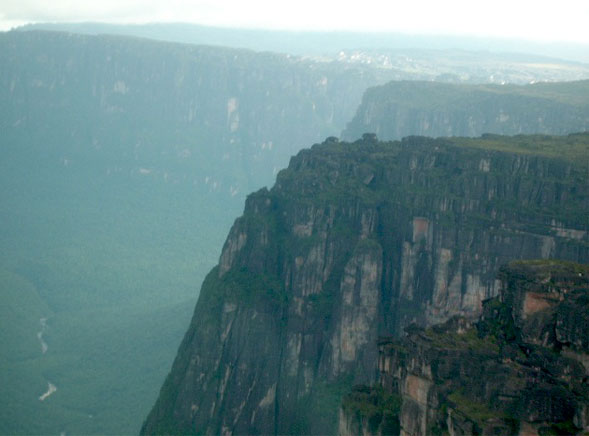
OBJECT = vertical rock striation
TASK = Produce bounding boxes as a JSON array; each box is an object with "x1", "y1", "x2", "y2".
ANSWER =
[
  {"x1": 0, "y1": 30, "x2": 403, "y2": 197},
  {"x1": 143, "y1": 133, "x2": 589, "y2": 434}
]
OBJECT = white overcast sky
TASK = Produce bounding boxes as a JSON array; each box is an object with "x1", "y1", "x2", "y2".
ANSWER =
[{"x1": 1, "y1": 0, "x2": 588, "y2": 44}]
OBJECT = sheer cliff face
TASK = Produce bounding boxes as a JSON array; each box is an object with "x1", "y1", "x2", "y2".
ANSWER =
[
  {"x1": 1, "y1": 30, "x2": 398, "y2": 196},
  {"x1": 342, "y1": 80, "x2": 589, "y2": 141},
  {"x1": 142, "y1": 134, "x2": 589, "y2": 435}
]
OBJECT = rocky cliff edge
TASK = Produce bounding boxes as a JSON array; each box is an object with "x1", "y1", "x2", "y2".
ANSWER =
[{"x1": 143, "y1": 133, "x2": 588, "y2": 434}]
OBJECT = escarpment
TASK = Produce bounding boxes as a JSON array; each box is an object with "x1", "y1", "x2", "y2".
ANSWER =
[
  {"x1": 142, "y1": 133, "x2": 588, "y2": 435},
  {"x1": 1, "y1": 30, "x2": 402, "y2": 198},
  {"x1": 342, "y1": 80, "x2": 589, "y2": 141}
]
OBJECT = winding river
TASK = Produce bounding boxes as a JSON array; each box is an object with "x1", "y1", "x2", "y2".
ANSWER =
[
  {"x1": 37, "y1": 317, "x2": 57, "y2": 401},
  {"x1": 37, "y1": 317, "x2": 48, "y2": 354},
  {"x1": 39, "y1": 382, "x2": 57, "y2": 401}
]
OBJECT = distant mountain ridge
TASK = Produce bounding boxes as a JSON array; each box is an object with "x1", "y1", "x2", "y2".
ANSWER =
[
  {"x1": 14, "y1": 22, "x2": 589, "y2": 64},
  {"x1": 1, "y1": 30, "x2": 404, "y2": 198},
  {"x1": 343, "y1": 80, "x2": 589, "y2": 141}
]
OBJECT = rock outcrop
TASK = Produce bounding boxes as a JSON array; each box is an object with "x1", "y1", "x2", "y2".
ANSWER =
[
  {"x1": 143, "y1": 133, "x2": 588, "y2": 434},
  {"x1": 342, "y1": 260, "x2": 589, "y2": 436},
  {"x1": 342, "y1": 80, "x2": 589, "y2": 141}
]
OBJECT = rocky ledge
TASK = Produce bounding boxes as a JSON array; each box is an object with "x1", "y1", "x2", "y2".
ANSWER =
[{"x1": 341, "y1": 260, "x2": 589, "y2": 436}]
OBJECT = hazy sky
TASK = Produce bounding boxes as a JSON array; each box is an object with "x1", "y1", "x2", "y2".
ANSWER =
[{"x1": 1, "y1": 0, "x2": 589, "y2": 44}]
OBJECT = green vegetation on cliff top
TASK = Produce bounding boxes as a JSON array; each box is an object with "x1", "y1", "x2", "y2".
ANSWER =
[
  {"x1": 273, "y1": 133, "x2": 588, "y2": 230},
  {"x1": 363, "y1": 80, "x2": 589, "y2": 108},
  {"x1": 315, "y1": 132, "x2": 589, "y2": 164},
  {"x1": 450, "y1": 132, "x2": 589, "y2": 163}
]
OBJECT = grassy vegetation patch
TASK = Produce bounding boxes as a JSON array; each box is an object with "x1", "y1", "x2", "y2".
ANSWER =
[
  {"x1": 424, "y1": 325, "x2": 500, "y2": 354},
  {"x1": 450, "y1": 132, "x2": 589, "y2": 165},
  {"x1": 216, "y1": 268, "x2": 287, "y2": 309},
  {"x1": 342, "y1": 385, "x2": 402, "y2": 434},
  {"x1": 448, "y1": 390, "x2": 507, "y2": 423}
]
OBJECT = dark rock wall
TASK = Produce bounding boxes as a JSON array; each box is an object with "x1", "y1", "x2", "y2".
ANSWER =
[{"x1": 143, "y1": 135, "x2": 588, "y2": 435}]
